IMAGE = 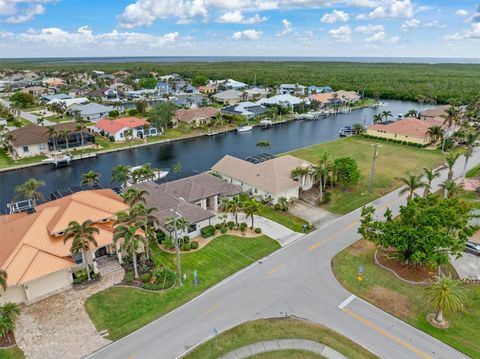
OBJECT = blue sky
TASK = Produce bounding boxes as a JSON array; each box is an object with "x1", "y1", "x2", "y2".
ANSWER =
[{"x1": 0, "y1": 0, "x2": 479, "y2": 58}]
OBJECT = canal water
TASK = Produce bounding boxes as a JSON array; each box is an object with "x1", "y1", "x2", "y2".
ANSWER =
[{"x1": 0, "y1": 100, "x2": 432, "y2": 209}]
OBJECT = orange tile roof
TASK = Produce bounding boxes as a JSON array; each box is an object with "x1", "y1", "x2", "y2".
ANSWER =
[
  {"x1": 0, "y1": 189, "x2": 129, "y2": 286},
  {"x1": 368, "y1": 117, "x2": 443, "y2": 139},
  {"x1": 309, "y1": 93, "x2": 335, "y2": 104},
  {"x1": 95, "y1": 117, "x2": 149, "y2": 134}
]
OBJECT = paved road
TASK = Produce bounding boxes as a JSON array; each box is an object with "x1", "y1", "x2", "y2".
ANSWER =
[
  {"x1": 88, "y1": 151, "x2": 479, "y2": 359},
  {"x1": 0, "y1": 98, "x2": 55, "y2": 126}
]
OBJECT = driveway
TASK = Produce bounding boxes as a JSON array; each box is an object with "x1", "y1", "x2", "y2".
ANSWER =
[
  {"x1": 15, "y1": 261, "x2": 124, "y2": 359},
  {"x1": 289, "y1": 199, "x2": 339, "y2": 228},
  {"x1": 451, "y1": 253, "x2": 480, "y2": 280}
]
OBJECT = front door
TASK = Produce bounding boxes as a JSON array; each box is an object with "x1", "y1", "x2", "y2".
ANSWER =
[{"x1": 95, "y1": 246, "x2": 108, "y2": 258}]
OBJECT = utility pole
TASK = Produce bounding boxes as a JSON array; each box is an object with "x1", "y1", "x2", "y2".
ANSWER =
[
  {"x1": 369, "y1": 144, "x2": 380, "y2": 193},
  {"x1": 169, "y1": 209, "x2": 183, "y2": 287}
]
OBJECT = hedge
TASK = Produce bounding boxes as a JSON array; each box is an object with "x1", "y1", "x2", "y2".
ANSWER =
[
  {"x1": 201, "y1": 225, "x2": 216, "y2": 238},
  {"x1": 362, "y1": 134, "x2": 429, "y2": 148}
]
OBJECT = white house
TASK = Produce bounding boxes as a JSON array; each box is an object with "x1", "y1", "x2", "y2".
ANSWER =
[
  {"x1": 67, "y1": 103, "x2": 114, "y2": 122},
  {"x1": 93, "y1": 116, "x2": 159, "y2": 142},
  {"x1": 277, "y1": 84, "x2": 306, "y2": 96}
]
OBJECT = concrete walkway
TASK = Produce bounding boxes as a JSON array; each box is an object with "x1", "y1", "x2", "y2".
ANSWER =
[
  {"x1": 450, "y1": 253, "x2": 480, "y2": 280},
  {"x1": 219, "y1": 339, "x2": 347, "y2": 359}
]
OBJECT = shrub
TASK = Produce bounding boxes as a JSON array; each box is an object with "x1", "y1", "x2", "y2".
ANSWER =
[
  {"x1": 109, "y1": 110, "x2": 119, "y2": 118},
  {"x1": 255, "y1": 227, "x2": 262, "y2": 233},
  {"x1": 190, "y1": 241, "x2": 199, "y2": 250},
  {"x1": 127, "y1": 108, "x2": 139, "y2": 116},
  {"x1": 240, "y1": 224, "x2": 247, "y2": 232},
  {"x1": 163, "y1": 238, "x2": 175, "y2": 250},
  {"x1": 241, "y1": 222, "x2": 247, "y2": 227},
  {"x1": 141, "y1": 273, "x2": 150, "y2": 283},
  {"x1": 182, "y1": 235, "x2": 190, "y2": 245},
  {"x1": 221, "y1": 227, "x2": 228, "y2": 234},
  {"x1": 215, "y1": 223, "x2": 222, "y2": 230},
  {"x1": 124, "y1": 271, "x2": 135, "y2": 283},
  {"x1": 183, "y1": 243, "x2": 191, "y2": 251},
  {"x1": 142, "y1": 268, "x2": 175, "y2": 290},
  {"x1": 201, "y1": 225, "x2": 216, "y2": 238},
  {"x1": 274, "y1": 203, "x2": 281, "y2": 211},
  {"x1": 227, "y1": 221, "x2": 235, "y2": 228}
]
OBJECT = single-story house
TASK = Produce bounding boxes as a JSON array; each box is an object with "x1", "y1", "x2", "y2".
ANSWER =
[
  {"x1": 7, "y1": 123, "x2": 94, "y2": 158},
  {"x1": 170, "y1": 94, "x2": 206, "y2": 108},
  {"x1": 21, "y1": 86, "x2": 47, "y2": 96},
  {"x1": 48, "y1": 97, "x2": 89, "y2": 108},
  {"x1": 198, "y1": 85, "x2": 217, "y2": 94},
  {"x1": 256, "y1": 94, "x2": 305, "y2": 108},
  {"x1": 212, "y1": 155, "x2": 314, "y2": 204},
  {"x1": 40, "y1": 93, "x2": 72, "y2": 103},
  {"x1": 307, "y1": 86, "x2": 333, "y2": 95},
  {"x1": 244, "y1": 87, "x2": 270, "y2": 100},
  {"x1": 0, "y1": 189, "x2": 133, "y2": 305},
  {"x1": 94, "y1": 117, "x2": 158, "y2": 142},
  {"x1": 213, "y1": 89, "x2": 244, "y2": 105},
  {"x1": 42, "y1": 77, "x2": 66, "y2": 87},
  {"x1": 367, "y1": 117, "x2": 444, "y2": 145},
  {"x1": 67, "y1": 103, "x2": 114, "y2": 122},
  {"x1": 87, "y1": 87, "x2": 122, "y2": 101},
  {"x1": 221, "y1": 102, "x2": 267, "y2": 119},
  {"x1": 135, "y1": 173, "x2": 242, "y2": 237},
  {"x1": 172, "y1": 107, "x2": 219, "y2": 127},
  {"x1": 420, "y1": 105, "x2": 451, "y2": 121},
  {"x1": 221, "y1": 79, "x2": 248, "y2": 90},
  {"x1": 277, "y1": 84, "x2": 306, "y2": 96},
  {"x1": 334, "y1": 90, "x2": 361, "y2": 104}
]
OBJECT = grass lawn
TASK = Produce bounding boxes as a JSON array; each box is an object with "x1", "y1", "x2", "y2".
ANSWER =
[
  {"x1": 332, "y1": 240, "x2": 480, "y2": 358},
  {"x1": 0, "y1": 149, "x2": 46, "y2": 169},
  {"x1": 455, "y1": 189, "x2": 480, "y2": 209},
  {"x1": 258, "y1": 205, "x2": 311, "y2": 233},
  {"x1": 185, "y1": 318, "x2": 377, "y2": 359},
  {"x1": 44, "y1": 115, "x2": 74, "y2": 123},
  {"x1": 287, "y1": 136, "x2": 446, "y2": 214},
  {"x1": 466, "y1": 164, "x2": 480, "y2": 179},
  {"x1": 85, "y1": 235, "x2": 280, "y2": 340},
  {"x1": 0, "y1": 347, "x2": 25, "y2": 359}
]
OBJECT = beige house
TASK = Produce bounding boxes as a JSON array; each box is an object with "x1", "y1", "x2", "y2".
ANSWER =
[
  {"x1": 0, "y1": 189, "x2": 132, "y2": 305},
  {"x1": 212, "y1": 155, "x2": 313, "y2": 204},
  {"x1": 172, "y1": 107, "x2": 219, "y2": 128}
]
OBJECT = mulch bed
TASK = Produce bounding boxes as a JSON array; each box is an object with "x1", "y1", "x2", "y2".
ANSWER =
[
  {"x1": 376, "y1": 250, "x2": 438, "y2": 283},
  {"x1": 0, "y1": 331, "x2": 16, "y2": 348}
]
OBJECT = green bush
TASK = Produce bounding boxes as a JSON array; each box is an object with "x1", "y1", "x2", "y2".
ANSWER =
[
  {"x1": 127, "y1": 108, "x2": 139, "y2": 116},
  {"x1": 124, "y1": 271, "x2": 135, "y2": 283},
  {"x1": 163, "y1": 238, "x2": 175, "y2": 250},
  {"x1": 182, "y1": 235, "x2": 190, "y2": 245},
  {"x1": 274, "y1": 203, "x2": 281, "y2": 211},
  {"x1": 182, "y1": 243, "x2": 191, "y2": 251},
  {"x1": 241, "y1": 222, "x2": 248, "y2": 227},
  {"x1": 141, "y1": 273, "x2": 150, "y2": 283},
  {"x1": 201, "y1": 225, "x2": 216, "y2": 238},
  {"x1": 221, "y1": 227, "x2": 228, "y2": 234},
  {"x1": 227, "y1": 221, "x2": 235, "y2": 228},
  {"x1": 240, "y1": 224, "x2": 247, "y2": 232},
  {"x1": 190, "y1": 241, "x2": 199, "y2": 250},
  {"x1": 254, "y1": 227, "x2": 262, "y2": 233},
  {"x1": 142, "y1": 268, "x2": 175, "y2": 290},
  {"x1": 215, "y1": 223, "x2": 222, "y2": 230}
]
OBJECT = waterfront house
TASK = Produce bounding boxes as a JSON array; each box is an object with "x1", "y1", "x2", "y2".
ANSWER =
[
  {"x1": 67, "y1": 103, "x2": 114, "y2": 122},
  {"x1": 419, "y1": 105, "x2": 451, "y2": 121},
  {"x1": 212, "y1": 155, "x2": 314, "y2": 204},
  {"x1": 277, "y1": 84, "x2": 306, "y2": 96},
  {"x1": 220, "y1": 79, "x2": 248, "y2": 90},
  {"x1": 6, "y1": 123, "x2": 94, "y2": 159},
  {"x1": 0, "y1": 189, "x2": 133, "y2": 305},
  {"x1": 367, "y1": 117, "x2": 444, "y2": 145},
  {"x1": 94, "y1": 116, "x2": 158, "y2": 142},
  {"x1": 172, "y1": 107, "x2": 218, "y2": 127},
  {"x1": 256, "y1": 94, "x2": 305, "y2": 108},
  {"x1": 307, "y1": 86, "x2": 333, "y2": 95},
  {"x1": 221, "y1": 102, "x2": 267, "y2": 119},
  {"x1": 170, "y1": 94, "x2": 206, "y2": 108},
  {"x1": 21, "y1": 86, "x2": 47, "y2": 96},
  {"x1": 134, "y1": 173, "x2": 242, "y2": 238},
  {"x1": 48, "y1": 97, "x2": 89, "y2": 108},
  {"x1": 213, "y1": 89, "x2": 244, "y2": 105},
  {"x1": 40, "y1": 93, "x2": 73, "y2": 103},
  {"x1": 334, "y1": 90, "x2": 361, "y2": 104}
]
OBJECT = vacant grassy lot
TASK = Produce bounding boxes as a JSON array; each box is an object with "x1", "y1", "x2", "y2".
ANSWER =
[
  {"x1": 332, "y1": 240, "x2": 480, "y2": 358},
  {"x1": 258, "y1": 205, "x2": 311, "y2": 233},
  {"x1": 185, "y1": 318, "x2": 377, "y2": 359},
  {"x1": 85, "y1": 235, "x2": 280, "y2": 340},
  {"x1": 0, "y1": 347, "x2": 25, "y2": 359},
  {"x1": 288, "y1": 136, "x2": 445, "y2": 214}
]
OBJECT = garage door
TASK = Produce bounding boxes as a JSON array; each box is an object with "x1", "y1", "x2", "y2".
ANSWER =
[{"x1": 26, "y1": 270, "x2": 71, "y2": 301}]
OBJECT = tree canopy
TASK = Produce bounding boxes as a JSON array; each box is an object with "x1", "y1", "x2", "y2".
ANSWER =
[
  {"x1": 191, "y1": 74, "x2": 208, "y2": 86},
  {"x1": 333, "y1": 157, "x2": 360, "y2": 188},
  {"x1": 138, "y1": 77, "x2": 157, "y2": 89},
  {"x1": 147, "y1": 102, "x2": 177, "y2": 130},
  {"x1": 9, "y1": 92, "x2": 35, "y2": 108}
]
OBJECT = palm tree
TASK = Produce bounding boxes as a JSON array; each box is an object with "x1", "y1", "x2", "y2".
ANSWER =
[
  {"x1": 13, "y1": 178, "x2": 45, "y2": 204},
  {"x1": 130, "y1": 203, "x2": 159, "y2": 260},
  {"x1": 80, "y1": 170, "x2": 101, "y2": 186},
  {"x1": 440, "y1": 179, "x2": 461, "y2": 199},
  {"x1": 310, "y1": 164, "x2": 324, "y2": 204},
  {"x1": 352, "y1": 123, "x2": 365, "y2": 135},
  {"x1": 399, "y1": 173, "x2": 424, "y2": 200},
  {"x1": 36, "y1": 117, "x2": 45, "y2": 126},
  {"x1": 440, "y1": 106, "x2": 462, "y2": 151},
  {"x1": 446, "y1": 152, "x2": 460, "y2": 181},
  {"x1": 277, "y1": 196, "x2": 289, "y2": 211},
  {"x1": 426, "y1": 125, "x2": 444, "y2": 145},
  {"x1": 422, "y1": 167, "x2": 440, "y2": 197},
  {"x1": 425, "y1": 275, "x2": 465, "y2": 325},
  {"x1": 243, "y1": 198, "x2": 261, "y2": 228},
  {"x1": 256, "y1": 139, "x2": 271, "y2": 152},
  {"x1": 113, "y1": 219, "x2": 143, "y2": 279},
  {"x1": 373, "y1": 114, "x2": 383, "y2": 124},
  {"x1": 225, "y1": 195, "x2": 243, "y2": 225},
  {"x1": 0, "y1": 302, "x2": 20, "y2": 340},
  {"x1": 405, "y1": 109, "x2": 419, "y2": 118},
  {"x1": 74, "y1": 122, "x2": 86, "y2": 148},
  {"x1": 63, "y1": 220, "x2": 99, "y2": 281},
  {"x1": 381, "y1": 110, "x2": 392, "y2": 122},
  {"x1": 122, "y1": 188, "x2": 148, "y2": 207},
  {"x1": 124, "y1": 128, "x2": 134, "y2": 149},
  {"x1": 111, "y1": 165, "x2": 131, "y2": 188},
  {"x1": 461, "y1": 131, "x2": 478, "y2": 182},
  {"x1": 58, "y1": 127, "x2": 71, "y2": 150},
  {"x1": 0, "y1": 270, "x2": 7, "y2": 291},
  {"x1": 45, "y1": 126, "x2": 58, "y2": 151}
]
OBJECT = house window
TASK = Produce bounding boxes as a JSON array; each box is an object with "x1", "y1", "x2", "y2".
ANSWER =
[
  {"x1": 39, "y1": 143, "x2": 46, "y2": 151},
  {"x1": 188, "y1": 223, "x2": 197, "y2": 233},
  {"x1": 72, "y1": 252, "x2": 83, "y2": 264},
  {"x1": 23, "y1": 146, "x2": 29, "y2": 153},
  {"x1": 120, "y1": 132, "x2": 124, "y2": 138}
]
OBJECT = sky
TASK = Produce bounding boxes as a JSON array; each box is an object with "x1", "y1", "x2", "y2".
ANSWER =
[{"x1": 0, "y1": 0, "x2": 479, "y2": 58}]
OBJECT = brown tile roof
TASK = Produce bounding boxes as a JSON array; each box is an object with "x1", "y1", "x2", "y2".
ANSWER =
[
  {"x1": 420, "y1": 105, "x2": 450, "y2": 119},
  {"x1": 212, "y1": 155, "x2": 311, "y2": 194},
  {"x1": 0, "y1": 189, "x2": 128, "y2": 286},
  {"x1": 174, "y1": 107, "x2": 218, "y2": 124},
  {"x1": 368, "y1": 117, "x2": 444, "y2": 139},
  {"x1": 7, "y1": 122, "x2": 83, "y2": 147}
]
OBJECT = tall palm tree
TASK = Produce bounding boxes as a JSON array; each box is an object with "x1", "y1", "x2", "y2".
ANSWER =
[
  {"x1": 446, "y1": 152, "x2": 460, "y2": 181},
  {"x1": 243, "y1": 198, "x2": 261, "y2": 229},
  {"x1": 310, "y1": 164, "x2": 324, "y2": 204},
  {"x1": 45, "y1": 126, "x2": 58, "y2": 151},
  {"x1": 130, "y1": 203, "x2": 159, "y2": 260},
  {"x1": 13, "y1": 178, "x2": 45, "y2": 204},
  {"x1": 63, "y1": 220, "x2": 99, "y2": 281},
  {"x1": 352, "y1": 123, "x2": 365, "y2": 135},
  {"x1": 399, "y1": 173, "x2": 424, "y2": 200},
  {"x1": 113, "y1": 217, "x2": 144, "y2": 279},
  {"x1": 405, "y1": 109, "x2": 419, "y2": 118},
  {"x1": 461, "y1": 131, "x2": 478, "y2": 182},
  {"x1": 80, "y1": 170, "x2": 101, "y2": 186},
  {"x1": 425, "y1": 275, "x2": 465, "y2": 324},
  {"x1": 74, "y1": 122, "x2": 86, "y2": 148},
  {"x1": 225, "y1": 195, "x2": 243, "y2": 225},
  {"x1": 426, "y1": 125, "x2": 444, "y2": 145},
  {"x1": 122, "y1": 188, "x2": 148, "y2": 207},
  {"x1": 441, "y1": 106, "x2": 462, "y2": 151},
  {"x1": 0, "y1": 270, "x2": 7, "y2": 291},
  {"x1": 422, "y1": 167, "x2": 440, "y2": 197},
  {"x1": 373, "y1": 114, "x2": 383, "y2": 124},
  {"x1": 58, "y1": 127, "x2": 71, "y2": 150},
  {"x1": 256, "y1": 139, "x2": 271, "y2": 152},
  {"x1": 111, "y1": 164, "x2": 131, "y2": 188},
  {"x1": 381, "y1": 110, "x2": 392, "y2": 122},
  {"x1": 440, "y1": 179, "x2": 461, "y2": 199}
]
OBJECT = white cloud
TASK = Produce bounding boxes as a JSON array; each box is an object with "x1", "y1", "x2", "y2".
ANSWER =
[
  {"x1": 424, "y1": 20, "x2": 445, "y2": 29},
  {"x1": 354, "y1": 24, "x2": 384, "y2": 33},
  {"x1": 356, "y1": 0, "x2": 415, "y2": 20},
  {"x1": 232, "y1": 28, "x2": 262, "y2": 40},
  {"x1": 0, "y1": 0, "x2": 53, "y2": 23},
  {"x1": 217, "y1": 10, "x2": 267, "y2": 24},
  {"x1": 277, "y1": 19, "x2": 293, "y2": 36},
  {"x1": 365, "y1": 31, "x2": 386, "y2": 43},
  {"x1": 328, "y1": 25, "x2": 352, "y2": 42},
  {"x1": 456, "y1": 9, "x2": 468, "y2": 17},
  {"x1": 444, "y1": 23, "x2": 480, "y2": 41},
  {"x1": 400, "y1": 18, "x2": 419, "y2": 32},
  {"x1": 320, "y1": 9, "x2": 349, "y2": 23}
]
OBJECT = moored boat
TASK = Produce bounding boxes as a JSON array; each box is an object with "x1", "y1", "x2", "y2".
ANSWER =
[{"x1": 237, "y1": 125, "x2": 253, "y2": 132}]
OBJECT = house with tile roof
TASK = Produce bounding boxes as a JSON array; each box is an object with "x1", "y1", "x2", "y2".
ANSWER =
[
  {"x1": 213, "y1": 89, "x2": 244, "y2": 105},
  {"x1": 67, "y1": 103, "x2": 114, "y2": 122},
  {"x1": 172, "y1": 107, "x2": 219, "y2": 127},
  {"x1": 0, "y1": 189, "x2": 133, "y2": 305},
  {"x1": 419, "y1": 105, "x2": 451, "y2": 121},
  {"x1": 93, "y1": 117, "x2": 158, "y2": 142},
  {"x1": 212, "y1": 155, "x2": 313, "y2": 204},
  {"x1": 221, "y1": 102, "x2": 267, "y2": 119}
]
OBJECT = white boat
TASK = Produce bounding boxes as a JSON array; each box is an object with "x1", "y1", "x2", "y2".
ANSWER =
[
  {"x1": 42, "y1": 152, "x2": 72, "y2": 167},
  {"x1": 237, "y1": 125, "x2": 253, "y2": 133},
  {"x1": 125, "y1": 165, "x2": 169, "y2": 187},
  {"x1": 260, "y1": 119, "x2": 273, "y2": 127},
  {"x1": 378, "y1": 102, "x2": 389, "y2": 107}
]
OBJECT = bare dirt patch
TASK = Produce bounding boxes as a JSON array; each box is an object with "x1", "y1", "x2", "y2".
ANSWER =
[
  {"x1": 349, "y1": 239, "x2": 375, "y2": 256},
  {"x1": 367, "y1": 285, "x2": 414, "y2": 319},
  {"x1": 376, "y1": 250, "x2": 437, "y2": 283},
  {"x1": 0, "y1": 331, "x2": 16, "y2": 348}
]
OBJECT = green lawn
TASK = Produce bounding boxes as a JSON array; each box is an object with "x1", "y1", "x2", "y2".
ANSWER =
[
  {"x1": 258, "y1": 205, "x2": 311, "y2": 233},
  {"x1": 455, "y1": 189, "x2": 480, "y2": 209},
  {"x1": 0, "y1": 347, "x2": 25, "y2": 359},
  {"x1": 0, "y1": 149, "x2": 47, "y2": 169},
  {"x1": 85, "y1": 235, "x2": 280, "y2": 340},
  {"x1": 287, "y1": 136, "x2": 445, "y2": 214},
  {"x1": 466, "y1": 164, "x2": 480, "y2": 179},
  {"x1": 332, "y1": 240, "x2": 480, "y2": 358},
  {"x1": 185, "y1": 318, "x2": 377, "y2": 359}
]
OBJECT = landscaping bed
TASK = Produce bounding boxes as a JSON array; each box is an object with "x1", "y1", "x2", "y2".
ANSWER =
[
  {"x1": 332, "y1": 239, "x2": 480, "y2": 358},
  {"x1": 0, "y1": 332, "x2": 16, "y2": 348},
  {"x1": 85, "y1": 235, "x2": 280, "y2": 340},
  {"x1": 184, "y1": 318, "x2": 377, "y2": 359}
]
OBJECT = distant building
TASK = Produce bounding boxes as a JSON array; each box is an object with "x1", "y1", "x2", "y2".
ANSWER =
[
  {"x1": 420, "y1": 105, "x2": 451, "y2": 121},
  {"x1": 244, "y1": 87, "x2": 270, "y2": 100},
  {"x1": 221, "y1": 102, "x2": 267, "y2": 119},
  {"x1": 87, "y1": 87, "x2": 122, "y2": 101},
  {"x1": 307, "y1": 85, "x2": 333, "y2": 94},
  {"x1": 94, "y1": 117, "x2": 158, "y2": 142},
  {"x1": 67, "y1": 103, "x2": 114, "y2": 122},
  {"x1": 334, "y1": 90, "x2": 361, "y2": 104},
  {"x1": 277, "y1": 84, "x2": 306, "y2": 96},
  {"x1": 213, "y1": 89, "x2": 244, "y2": 105},
  {"x1": 221, "y1": 79, "x2": 248, "y2": 90}
]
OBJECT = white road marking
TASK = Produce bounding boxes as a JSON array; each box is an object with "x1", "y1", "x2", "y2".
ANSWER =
[{"x1": 338, "y1": 294, "x2": 356, "y2": 310}]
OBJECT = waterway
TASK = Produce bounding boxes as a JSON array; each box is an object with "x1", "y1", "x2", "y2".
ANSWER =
[{"x1": 0, "y1": 100, "x2": 432, "y2": 210}]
